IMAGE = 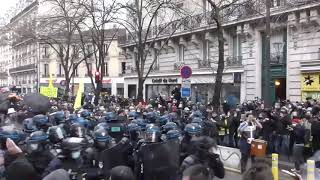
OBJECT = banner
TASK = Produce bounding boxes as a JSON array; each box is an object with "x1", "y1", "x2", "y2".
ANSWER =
[
  {"x1": 40, "y1": 75, "x2": 58, "y2": 98},
  {"x1": 40, "y1": 87, "x2": 58, "y2": 98},
  {"x1": 301, "y1": 73, "x2": 320, "y2": 91},
  {"x1": 74, "y1": 79, "x2": 84, "y2": 110}
]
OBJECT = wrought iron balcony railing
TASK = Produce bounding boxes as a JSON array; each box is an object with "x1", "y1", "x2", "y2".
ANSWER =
[
  {"x1": 119, "y1": 0, "x2": 314, "y2": 45},
  {"x1": 151, "y1": 64, "x2": 159, "y2": 71},
  {"x1": 174, "y1": 62, "x2": 185, "y2": 70},
  {"x1": 270, "y1": 53, "x2": 285, "y2": 65},
  {"x1": 198, "y1": 60, "x2": 211, "y2": 68},
  {"x1": 9, "y1": 63, "x2": 36, "y2": 73},
  {"x1": 226, "y1": 56, "x2": 242, "y2": 66}
]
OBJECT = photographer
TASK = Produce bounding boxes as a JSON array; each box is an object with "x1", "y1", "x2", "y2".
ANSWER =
[
  {"x1": 180, "y1": 136, "x2": 225, "y2": 179},
  {"x1": 238, "y1": 113, "x2": 262, "y2": 173}
]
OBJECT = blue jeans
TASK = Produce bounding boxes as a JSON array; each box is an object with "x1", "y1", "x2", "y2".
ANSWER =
[
  {"x1": 273, "y1": 134, "x2": 290, "y2": 156},
  {"x1": 293, "y1": 143, "x2": 304, "y2": 170},
  {"x1": 273, "y1": 134, "x2": 282, "y2": 154}
]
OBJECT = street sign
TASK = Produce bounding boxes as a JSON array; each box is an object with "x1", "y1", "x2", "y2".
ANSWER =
[
  {"x1": 180, "y1": 66, "x2": 192, "y2": 79},
  {"x1": 181, "y1": 79, "x2": 191, "y2": 98},
  {"x1": 181, "y1": 88, "x2": 191, "y2": 97}
]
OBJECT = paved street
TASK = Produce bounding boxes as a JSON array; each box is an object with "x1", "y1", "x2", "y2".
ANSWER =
[{"x1": 223, "y1": 170, "x2": 294, "y2": 180}]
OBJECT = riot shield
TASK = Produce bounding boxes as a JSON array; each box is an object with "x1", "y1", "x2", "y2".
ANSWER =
[
  {"x1": 100, "y1": 138, "x2": 133, "y2": 177},
  {"x1": 139, "y1": 140, "x2": 180, "y2": 180}
]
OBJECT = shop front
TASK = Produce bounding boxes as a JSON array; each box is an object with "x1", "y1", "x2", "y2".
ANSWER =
[
  {"x1": 40, "y1": 77, "x2": 124, "y2": 97},
  {"x1": 124, "y1": 72, "x2": 242, "y2": 104},
  {"x1": 301, "y1": 73, "x2": 320, "y2": 101}
]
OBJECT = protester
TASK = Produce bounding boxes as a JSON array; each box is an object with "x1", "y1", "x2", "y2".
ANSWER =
[{"x1": 2, "y1": 90, "x2": 320, "y2": 179}]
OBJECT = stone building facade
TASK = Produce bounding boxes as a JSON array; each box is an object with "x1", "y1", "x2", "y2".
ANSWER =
[{"x1": 120, "y1": 0, "x2": 320, "y2": 103}]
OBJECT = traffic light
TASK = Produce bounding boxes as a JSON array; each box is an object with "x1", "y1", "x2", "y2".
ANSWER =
[{"x1": 95, "y1": 71, "x2": 101, "y2": 83}]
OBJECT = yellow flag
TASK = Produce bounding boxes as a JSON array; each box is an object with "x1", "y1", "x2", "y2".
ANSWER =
[
  {"x1": 48, "y1": 74, "x2": 54, "y2": 88},
  {"x1": 74, "y1": 79, "x2": 84, "y2": 110}
]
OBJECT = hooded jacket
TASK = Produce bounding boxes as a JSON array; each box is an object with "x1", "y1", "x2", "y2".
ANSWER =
[{"x1": 4, "y1": 153, "x2": 41, "y2": 180}]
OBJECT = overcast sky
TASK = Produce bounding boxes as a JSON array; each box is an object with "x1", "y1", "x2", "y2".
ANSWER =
[{"x1": 0, "y1": 0, "x2": 18, "y2": 17}]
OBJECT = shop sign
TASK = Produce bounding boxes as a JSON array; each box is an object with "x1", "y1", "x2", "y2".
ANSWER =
[
  {"x1": 181, "y1": 79, "x2": 191, "y2": 97},
  {"x1": 102, "y1": 79, "x2": 112, "y2": 84},
  {"x1": 302, "y1": 91, "x2": 320, "y2": 101},
  {"x1": 301, "y1": 73, "x2": 320, "y2": 91},
  {"x1": 180, "y1": 66, "x2": 192, "y2": 79},
  {"x1": 151, "y1": 78, "x2": 178, "y2": 83}
]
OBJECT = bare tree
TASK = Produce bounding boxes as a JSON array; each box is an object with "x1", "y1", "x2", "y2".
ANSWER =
[
  {"x1": 117, "y1": 0, "x2": 190, "y2": 101},
  {"x1": 73, "y1": 0, "x2": 119, "y2": 105},
  {"x1": 205, "y1": 0, "x2": 255, "y2": 111},
  {"x1": 37, "y1": 0, "x2": 88, "y2": 97}
]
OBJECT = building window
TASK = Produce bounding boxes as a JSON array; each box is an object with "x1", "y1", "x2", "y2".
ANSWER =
[
  {"x1": 44, "y1": 64, "x2": 49, "y2": 77},
  {"x1": 104, "y1": 63, "x2": 108, "y2": 76},
  {"x1": 203, "y1": 40, "x2": 209, "y2": 61},
  {"x1": 73, "y1": 64, "x2": 78, "y2": 77},
  {"x1": 154, "y1": 49, "x2": 160, "y2": 69},
  {"x1": 178, "y1": 45, "x2": 184, "y2": 62},
  {"x1": 133, "y1": 52, "x2": 137, "y2": 69},
  {"x1": 87, "y1": 45, "x2": 93, "y2": 57},
  {"x1": 87, "y1": 63, "x2": 92, "y2": 76},
  {"x1": 272, "y1": 0, "x2": 281, "y2": 7},
  {"x1": 43, "y1": 46, "x2": 49, "y2": 58},
  {"x1": 103, "y1": 44, "x2": 109, "y2": 56},
  {"x1": 232, "y1": 35, "x2": 242, "y2": 58},
  {"x1": 121, "y1": 62, "x2": 126, "y2": 74},
  {"x1": 72, "y1": 45, "x2": 79, "y2": 58},
  {"x1": 58, "y1": 64, "x2": 64, "y2": 77}
]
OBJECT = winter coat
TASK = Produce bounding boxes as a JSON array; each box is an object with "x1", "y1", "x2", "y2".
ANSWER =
[{"x1": 4, "y1": 153, "x2": 40, "y2": 180}]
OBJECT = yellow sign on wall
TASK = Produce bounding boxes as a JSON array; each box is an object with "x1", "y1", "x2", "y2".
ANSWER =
[
  {"x1": 40, "y1": 75, "x2": 58, "y2": 98},
  {"x1": 301, "y1": 73, "x2": 320, "y2": 91}
]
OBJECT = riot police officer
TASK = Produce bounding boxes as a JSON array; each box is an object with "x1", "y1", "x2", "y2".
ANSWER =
[
  {"x1": 60, "y1": 137, "x2": 87, "y2": 180},
  {"x1": 25, "y1": 130, "x2": 55, "y2": 176},
  {"x1": 180, "y1": 136, "x2": 225, "y2": 179},
  {"x1": 82, "y1": 128, "x2": 114, "y2": 179},
  {"x1": 33, "y1": 114, "x2": 50, "y2": 132},
  {"x1": 23, "y1": 118, "x2": 38, "y2": 134},
  {"x1": 181, "y1": 123, "x2": 202, "y2": 161}
]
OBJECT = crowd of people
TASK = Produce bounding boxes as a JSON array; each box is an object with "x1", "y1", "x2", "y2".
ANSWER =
[{"x1": 0, "y1": 90, "x2": 317, "y2": 180}]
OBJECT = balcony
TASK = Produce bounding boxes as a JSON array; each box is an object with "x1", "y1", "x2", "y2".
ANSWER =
[
  {"x1": 9, "y1": 64, "x2": 36, "y2": 74},
  {"x1": 42, "y1": 55, "x2": 50, "y2": 59},
  {"x1": 174, "y1": 62, "x2": 185, "y2": 70},
  {"x1": 125, "y1": 65, "x2": 137, "y2": 74},
  {"x1": 226, "y1": 56, "x2": 242, "y2": 66},
  {"x1": 119, "y1": 1, "x2": 314, "y2": 46},
  {"x1": 0, "y1": 72, "x2": 8, "y2": 78},
  {"x1": 42, "y1": 74, "x2": 49, "y2": 78},
  {"x1": 198, "y1": 60, "x2": 211, "y2": 68},
  {"x1": 151, "y1": 64, "x2": 159, "y2": 71},
  {"x1": 56, "y1": 74, "x2": 65, "y2": 77}
]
